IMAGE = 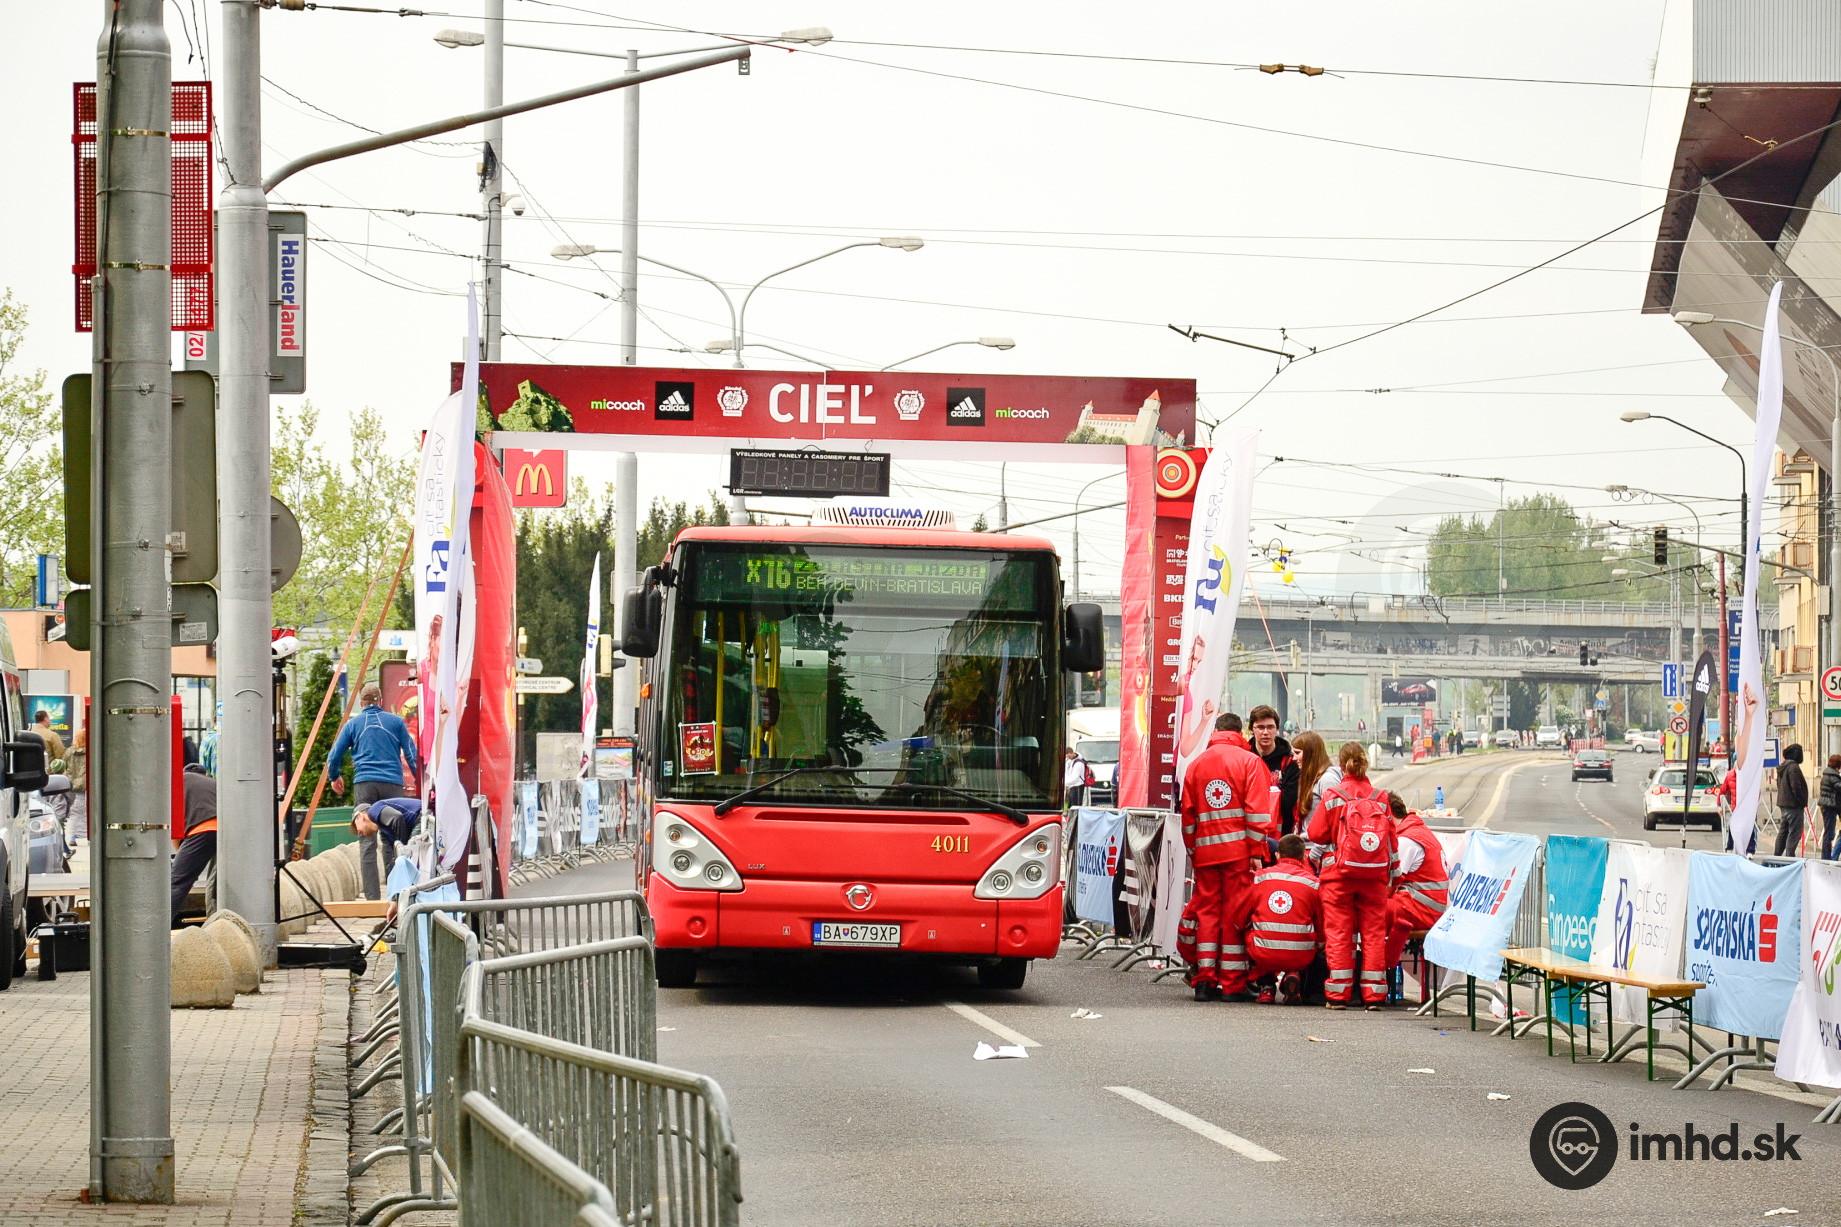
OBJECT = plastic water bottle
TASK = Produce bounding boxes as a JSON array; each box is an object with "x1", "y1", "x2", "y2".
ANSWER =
[{"x1": 1434, "y1": 784, "x2": 1445, "y2": 810}]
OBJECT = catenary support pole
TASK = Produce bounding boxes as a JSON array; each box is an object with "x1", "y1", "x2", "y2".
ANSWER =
[
  {"x1": 612, "y1": 49, "x2": 640, "y2": 739},
  {"x1": 1830, "y1": 394, "x2": 1840, "y2": 759},
  {"x1": 480, "y1": 0, "x2": 504, "y2": 360},
  {"x1": 614, "y1": 453, "x2": 638, "y2": 736},
  {"x1": 91, "y1": 0, "x2": 176, "y2": 1201},
  {"x1": 216, "y1": 0, "x2": 279, "y2": 967}
]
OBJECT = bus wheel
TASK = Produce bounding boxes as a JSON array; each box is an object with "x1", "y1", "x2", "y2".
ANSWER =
[
  {"x1": 978, "y1": 958, "x2": 1028, "y2": 991},
  {"x1": 656, "y1": 949, "x2": 699, "y2": 989}
]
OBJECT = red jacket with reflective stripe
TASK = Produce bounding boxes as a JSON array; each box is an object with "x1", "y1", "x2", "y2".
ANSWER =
[
  {"x1": 1234, "y1": 857, "x2": 1321, "y2": 969},
  {"x1": 1304, "y1": 774, "x2": 1397, "y2": 881},
  {"x1": 1180, "y1": 730, "x2": 1275, "y2": 870},
  {"x1": 1393, "y1": 812, "x2": 1449, "y2": 913}
]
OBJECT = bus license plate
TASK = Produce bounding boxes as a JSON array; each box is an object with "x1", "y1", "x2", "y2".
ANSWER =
[{"x1": 812, "y1": 921, "x2": 901, "y2": 948}]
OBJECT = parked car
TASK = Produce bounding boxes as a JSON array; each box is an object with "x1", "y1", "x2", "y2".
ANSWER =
[
  {"x1": 1625, "y1": 729, "x2": 1662, "y2": 754},
  {"x1": 1461, "y1": 729, "x2": 1483, "y2": 748},
  {"x1": 1492, "y1": 729, "x2": 1518, "y2": 749},
  {"x1": 25, "y1": 776, "x2": 73, "y2": 932},
  {"x1": 1643, "y1": 766, "x2": 1721, "y2": 830},
  {"x1": 1535, "y1": 725, "x2": 1563, "y2": 749},
  {"x1": 1571, "y1": 749, "x2": 1614, "y2": 782}
]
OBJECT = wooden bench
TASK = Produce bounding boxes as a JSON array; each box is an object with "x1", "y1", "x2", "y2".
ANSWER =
[{"x1": 1502, "y1": 946, "x2": 1704, "y2": 1081}]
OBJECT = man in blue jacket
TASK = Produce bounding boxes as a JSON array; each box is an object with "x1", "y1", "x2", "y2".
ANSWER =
[{"x1": 328, "y1": 682, "x2": 420, "y2": 899}]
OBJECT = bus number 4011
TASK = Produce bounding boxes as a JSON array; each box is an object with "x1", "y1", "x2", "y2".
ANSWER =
[{"x1": 930, "y1": 835, "x2": 970, "y2": 853}]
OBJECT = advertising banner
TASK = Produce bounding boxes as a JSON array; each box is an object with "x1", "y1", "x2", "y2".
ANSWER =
[
  {"x1": 1544, "y1": 834, "x2": 1610, "y2": 1026},
  {"x1": 1152, "y1": 811, "x2": 1189, "y2": 956},
  {"x1": 1120, "y1": 809, "x2": 1165, "y2": 940},
  {"x1": 580, "y1": 780, "x2": 601, "y2": 845},
  {"x1": 1590, "y1": 843, "x2": 1692, "y2": 1027},
  {"x1": 581, "y1": 553, "x2": 601, "y2": 779},
  {"x1": 1145, "y1": 448, "x2": 1208, "y2": 808},
  {"x1": 470, "y1": 363, "x2": 1195, "y2": 451},
  {"x1": 1117, "y1": 445, "x2": 1157, "y2": 808},
  {"x1": 415, "y1": 297, "x2": 480, "y2": 869},
  {"x1": 1733, "y1": 281, "x2": 1786, "y2": 856},
  {"x1": 517, "y1": 781, "x2": 540, "y2": 859},
  {"x1": 1425, "y1": 831, "x2": 1539, "y2": 981},
  {"x1": 1685, "y1": 853, "x2": 1801, "y2": 1039},
  {"x1": 1775, "y1": 861, "x2": 1841, "y2": 1087},
  {"x1": 1071, "y1": 808, "x2": 1126, "y2": 925},
  {"x1": 1170, "y1": 432, "x2": 1259, "y2": 791}
]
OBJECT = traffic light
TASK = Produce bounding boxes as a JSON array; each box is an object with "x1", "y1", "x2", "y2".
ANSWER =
[
  {"x1": 1579, "y1": 642, "x2": 1589, "y2": 665},
  {"x1": 1654, "y1": 526, "x2": 1669, "y2": 565}
]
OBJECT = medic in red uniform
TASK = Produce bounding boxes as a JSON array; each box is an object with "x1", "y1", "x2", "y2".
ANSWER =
[
  {"x1": 1304, "y1": 741, "x2": 1397, "y2": 1008},
  {"x1": 1177, "y1": 713, "x2": 1276, "y2": 1001},
  {"x1": 1383, "y1": 793, "x2": 1449, "y2": 971},
  {"x1": 1232, "y1": 833, "x2": 1322, "y2": 1004}
]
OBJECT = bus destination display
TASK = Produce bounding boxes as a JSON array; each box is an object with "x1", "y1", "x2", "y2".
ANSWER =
[{"x1": 729, "y1": 448, "x2": 891, "y2": 499}]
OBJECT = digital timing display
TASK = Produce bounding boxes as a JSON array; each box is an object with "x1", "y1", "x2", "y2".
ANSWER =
[{"x1": 729, "y1": 448, "x2": 891, "y2": 498}]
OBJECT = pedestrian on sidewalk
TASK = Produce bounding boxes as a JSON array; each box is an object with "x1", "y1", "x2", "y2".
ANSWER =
[
  {"x1": 1821, "y1": 754, "x2": 1841, "y2": 861},
  {"x1": 1775, "y1": 743, "x2": 1810, "y2": 858},
  {"x1": 64, "y1": 726, "x2": 88, "y2": 844},
  {"x1": 353, "y1": 796, "x2": 422, "y2": 866},
  {"x1": 31, "y1": 710, "x2": 64, "y2": 765},
  {"x1": 170, "y1": 764, "x2": 218, "y2": 926},
  {"x1": 327, "y1": 682, "x2": 421, "y2": 899}
]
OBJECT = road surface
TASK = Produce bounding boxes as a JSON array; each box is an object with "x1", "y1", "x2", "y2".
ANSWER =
[{"x1": 525, "y1": 758, "x2": 1834, "y2": 1227}]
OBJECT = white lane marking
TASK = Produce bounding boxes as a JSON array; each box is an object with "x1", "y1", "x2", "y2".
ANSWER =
[
  {"x1": 944, "y1": 1001, "x2": 1039, "y2": 1049},
  {"x1": 1105, "y1": 1086, "x2": 1286, "y2": 1162}
]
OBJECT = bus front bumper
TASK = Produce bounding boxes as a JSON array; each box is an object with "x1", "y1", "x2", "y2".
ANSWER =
[{"x1": 649, "y1": 876, "x2": 1064, "y2": 960}]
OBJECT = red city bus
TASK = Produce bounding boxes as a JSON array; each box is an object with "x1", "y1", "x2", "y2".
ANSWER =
[{"x1": 622, "y1": 519, "x2": 1105, "y2": 990}]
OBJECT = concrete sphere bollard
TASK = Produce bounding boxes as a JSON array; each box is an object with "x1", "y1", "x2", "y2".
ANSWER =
[
  {"x1": 202, "y1": 914, "x2": 262, "y2": 995},
  {"x1": 170, "y1": 926, "x2": 237, "y2": 1008}
]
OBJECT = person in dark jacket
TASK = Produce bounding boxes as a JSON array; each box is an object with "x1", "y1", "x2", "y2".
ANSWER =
[
  {"x1": 1774, "y1": 743, "x2": 1810, "y2": 857},
  {"x1": 353, "y1": 796, "x2": 422, "y2": 861},
  {"x1": 327, "y1": 683, "x2": 421, "y2": 899},
  {"x1": 1820, "y1": 753, "x2": 1841, "y2": 861},
  {"x1": 1248, "y1": 705, "x2": 1300, "y2": 836},
  {"x1": 170, "y1": 764, "x2": 218, "y2": 926}
]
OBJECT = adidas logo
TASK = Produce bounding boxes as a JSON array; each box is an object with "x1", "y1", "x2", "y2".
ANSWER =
[
  {"x1": 945, "y1": 386, "x2": 985, "y2": 427},
  {"x1": 654, "y1": 381, "x2": 694, "y2": 419},
  {"x1": 951, "y1": 398, "x2": 978, "y2": 417},
  {"x1": 662, "y1": 391, "x2": 688, "y2": 410}
]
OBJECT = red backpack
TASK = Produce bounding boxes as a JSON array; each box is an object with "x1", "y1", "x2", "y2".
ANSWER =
[{"x1": 1327, "y1": 785, "x2": 1394, "y2": 880}]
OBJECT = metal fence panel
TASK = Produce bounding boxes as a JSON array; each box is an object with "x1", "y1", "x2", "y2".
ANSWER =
[
  {"x1": 458, "y1": 1091, "x2": 620, "y2": 1227},
  {"x1": 477, "y1": 937, "x2": 658, "y2": 1063}
]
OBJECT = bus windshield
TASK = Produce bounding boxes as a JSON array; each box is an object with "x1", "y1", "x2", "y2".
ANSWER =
[{"x1": 661, "y1": 542, "x2": 1060, "y2": 809}]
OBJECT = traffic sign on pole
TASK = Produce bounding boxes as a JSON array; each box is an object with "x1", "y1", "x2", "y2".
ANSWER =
[
  {"x1": 1822, "y1": 665, "x2": 1841, "y2": 704},
  {"x1": 1669, "y1": 715, "x2": 1689, "y2": 735},
  {"x1": 516, "y1": 676, "x2": 574, "y2": 695},
  {"x1": 1661, "y1": 662, "x2": 1679, "y2": 698}
]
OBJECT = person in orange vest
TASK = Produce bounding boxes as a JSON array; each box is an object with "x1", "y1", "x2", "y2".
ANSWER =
[
  {"x1": 1177, "y1": 712, "x2": 1276, "y2": 1001},
  {"x1": 1233, "y1": 833, "x2": 1322, "y2": 1005},
  {"x1": 1382, "y1": 793, "x2": 1448, "y2": 972},
  {"x1": 1304, "y1": 741, "x2": 1398, "y2": 1009}
]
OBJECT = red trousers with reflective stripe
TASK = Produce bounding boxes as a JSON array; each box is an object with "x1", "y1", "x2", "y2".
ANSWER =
[
  {"x1": 1320, "y1": 876, "x2": 1390, "y2": 1004},
  {"x1": 1178, "y1": 865, "x2": 1253, "y2": 992},
  {"x1": 1383, "y1": 893, "x2": 1444, "y2": 970}
]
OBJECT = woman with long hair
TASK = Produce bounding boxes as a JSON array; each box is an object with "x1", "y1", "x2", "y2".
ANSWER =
[{"x1": 1292, "y1": 732, "x2": 1332, "y2": 831}]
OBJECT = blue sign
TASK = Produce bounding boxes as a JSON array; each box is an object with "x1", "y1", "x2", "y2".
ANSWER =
[
  {"x1": 1545, "y1": 835, "x2": 1609, "y2": 1025},
  {"x1": 33, "y1": 554, "x2": 56, "y2": 608},
  {"x1": 1685, "y1": 854, "x2": 1803, "y2": 1039},
  {"x1": 1662, "y1": 662, "x2": 1679, "y2": 698},
  {"x1": 1071, "y1": 808, "x2": 1125, "y2": 925},
  {"x1": 1765, "y1": 737, "x2": 1781, "y2": 769},
  {"x1": 1425, "y1": 831, "x2": 1541, "y2": 981}
]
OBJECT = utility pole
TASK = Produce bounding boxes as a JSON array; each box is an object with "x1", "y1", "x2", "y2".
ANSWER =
[
  {"x1": 612, "y1": 47, "x2": 640, "y2": 739},
  {"x1": 480, "y1": 0, "x2": 504, "y2": 360},
  {"x1": 216, "y1": 0, "x2": 278, "y2": 965},
  {"x1": 90, "y1": 0, "x2": 175, "y2": 1201}
]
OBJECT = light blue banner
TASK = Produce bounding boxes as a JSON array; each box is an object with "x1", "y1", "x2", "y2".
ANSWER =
[
  {"x1": 1685, "y1": 853, "x2": 1803, "y2": 1039},
  {"x1": 1545, "y1": 834, "x2": 1609, "y2": 1025},
  {"x1": 1071, "y1": 808, "x2": 1125, "y2": 926},
  {"x1": 518, "y1": 781, "x2": 540, "y2": 858},
  {"x1": 1425, "y1": 831, "x2": 1540, "y2": 981},
  {"x1": 580, "y1": 781, "x2": 601, "y2": 844}
]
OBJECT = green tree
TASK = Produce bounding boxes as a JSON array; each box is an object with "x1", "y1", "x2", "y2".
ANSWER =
[
  {"x1": 271, "y1": 401, "x2": 416, "y2": 635},
  {"x1": 0, "y1": 292, "x2": 64, "y2": 605},
  {"x1": 291, "y1": 652, "x2": 349, "y2": 795},
  {"x1": 1425, "y1": 493, "x2": 1674, "y2": 602}
]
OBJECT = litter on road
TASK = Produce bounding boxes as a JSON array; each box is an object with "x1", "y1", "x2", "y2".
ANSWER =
[
  {"x1": 1486, "y1": 1093, "x2": 1511, "y2": 1101},
  {"x1": 1763, "y1": 1210, "x2": 1797, "y2": 1218},
  {"x1": 1407, "y1": 1068, "x2": 1436, "y2": 1075},
  {"x1": 1070, "y1": 1008, "x2": 1103, "y2": 1020},
  {"x1": 974, "y1": 1042, "x2": 1030, "y2": 1061},
  {"x1": 1306, "y1": 1035, "x2": 1333, "y2": 1043}
]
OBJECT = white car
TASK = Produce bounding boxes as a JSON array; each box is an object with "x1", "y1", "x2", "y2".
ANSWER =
[
  {"x1": 1643, "y1": 765, "x2": 1721, "y2": 831},
  {"x1": 1535, "y1": 725, "x2": 1563, "y2": 749},
  {"x1": 1492, "y1": 729, "x2": 1517, "y2": 749},
  {"x1": 1625, "y1": 730, "x2": 1662, "y2": 754}
]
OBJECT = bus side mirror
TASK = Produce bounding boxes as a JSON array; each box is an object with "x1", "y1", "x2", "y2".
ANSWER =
[
  {"x1": 4, "y1": 739, "x2": 48, "y2": 795},
  {"x1": 1063, "y1": 603, "x2": 1104, "y2": 674},
  {"x1": 621, "y1": 587, "x2": 663, "y2": 658}
]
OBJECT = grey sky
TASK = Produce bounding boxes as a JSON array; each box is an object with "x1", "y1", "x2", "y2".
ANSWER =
[{"x1": 5, "y1": 0, "x2": 1755, "y2": 600}]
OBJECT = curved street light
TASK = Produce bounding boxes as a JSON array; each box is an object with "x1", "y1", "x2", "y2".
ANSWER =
[{"x1": 879, "y1": 337, "x2": 1016, "y2": 371}]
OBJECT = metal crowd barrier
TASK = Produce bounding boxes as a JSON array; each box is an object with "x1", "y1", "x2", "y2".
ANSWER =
[
  {"x1": 457, "y1": 1090, "x2": 623, "y2": 1227},
  {"x1": 508, "y1": 778, "x2": 640, "y2": 887},
  {"x1": 355, "y1": 889, "x2": 653, "y2": 1225}
]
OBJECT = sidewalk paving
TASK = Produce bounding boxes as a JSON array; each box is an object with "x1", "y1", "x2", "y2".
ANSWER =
[{"x1": 0, "y1": 960, "x2": 350, "y2": 1225}]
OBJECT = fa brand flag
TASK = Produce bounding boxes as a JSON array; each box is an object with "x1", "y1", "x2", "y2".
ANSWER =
[
  {"x1": 1171, "y1": 430, "x2": 1258, "y2": 788},
  {"x1": 1776, "y1": 861, "x2": 1841, "y2": 1086},
  {"x1": 1424, "y1": 831, "x2": 1538, "y2": 981},
  {"x1": 581, "y1": 553, "x2": 601, "y2": 779},
  {"x1": 1733, "y1": 283, "x2": 1786, "y2": 855},
  {"x1": 1686, "y1": 853, "x2": 1801, "y2": 1039},
  {"x1": 1590, "y1": 843, "x2": 1691, "y2": 1028}
]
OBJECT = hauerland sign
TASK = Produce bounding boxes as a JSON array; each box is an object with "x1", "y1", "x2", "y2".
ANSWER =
[{"x1": 460, "y1": 363, "x2": 1196, "y2": 449}]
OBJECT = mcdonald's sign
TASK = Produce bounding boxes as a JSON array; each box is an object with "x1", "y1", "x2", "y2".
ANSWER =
[{"x1": 502, "y1": 448, "x2": 566, "y2": 508}]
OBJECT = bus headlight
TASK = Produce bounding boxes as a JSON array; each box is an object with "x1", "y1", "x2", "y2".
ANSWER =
[
  {"x1": 975, "y1": 822, "x2": 1061, "y2": 900},
  {"x1": 651, "y1": 812, "x2": 744, "y2": 892}
]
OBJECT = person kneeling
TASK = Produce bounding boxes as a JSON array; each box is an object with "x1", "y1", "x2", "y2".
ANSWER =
[{"x1": 1234, "y1": 835, "x2": 1323, "y2": 1005}]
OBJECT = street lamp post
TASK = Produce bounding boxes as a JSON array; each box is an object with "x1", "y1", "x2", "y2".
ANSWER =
[
  {"x1": 880, "y1": 337, "x2": 1016, "y2": 370},
  {"x1": 1071, "y1": 471, "x2": 1120, "y2": 601},
  {"x1": 1608, "y1": 484, "x2": 1704, "y2": 669},
  {"x1": 1673, "y1": 312, "x2": 1841, "y2": 756}
]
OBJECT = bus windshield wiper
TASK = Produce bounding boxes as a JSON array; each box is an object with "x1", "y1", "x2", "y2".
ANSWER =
[
  {"x1": 883, "y1": 781, "x2": 1031, "y2": 826},
  {"x1": 713, "y1": 767, "x2": 856, "y2": 815}
]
